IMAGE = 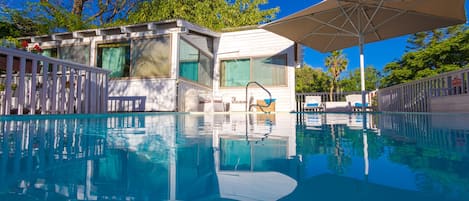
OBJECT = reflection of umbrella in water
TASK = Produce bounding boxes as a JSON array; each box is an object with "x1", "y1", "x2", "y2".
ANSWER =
[
  {"x1": 217, "y1": 171, "x2": 297, "y2": 201},
  {"x1": 260, "y1": 0, "x2": 467, "y2": 110},
  {"x1": 280, "y1": 173, "x2": 447, "y2": 201}
]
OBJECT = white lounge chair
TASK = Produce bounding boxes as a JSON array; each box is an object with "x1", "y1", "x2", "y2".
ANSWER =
[
  {"x1": 346, "y1": 94, "x2": 371, "y2": 111},
  {"x1": 303, "y1": 96, "x2": 323, "y2": 111}
]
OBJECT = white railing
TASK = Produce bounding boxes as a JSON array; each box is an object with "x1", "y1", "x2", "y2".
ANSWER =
[
  {"x1": 378, "y1": 68, "x2": 469, "y2": 112},
  {"x1": 0, "y1": 47, "x2": 110, "y2": 115}
]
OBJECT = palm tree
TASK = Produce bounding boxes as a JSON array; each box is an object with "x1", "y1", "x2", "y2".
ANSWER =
[{"x1": 325, "y1": 50, "x2": 348, "y2": 101}]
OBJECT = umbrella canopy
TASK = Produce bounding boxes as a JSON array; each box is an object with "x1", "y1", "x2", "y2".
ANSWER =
[{"x1": 260, "y1": 0, "x2": 467, "y2": 109}]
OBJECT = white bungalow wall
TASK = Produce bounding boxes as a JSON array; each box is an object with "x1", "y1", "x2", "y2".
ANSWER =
[
  {"x1": 27, "y1": 22, "x2": 205, "y2": 112},
  {"x1": 214, "y1": 29, "x2": 298, "y2": 112},
  {"x1": 24, "y1": 21, "x2": 298, "y2": 113}
]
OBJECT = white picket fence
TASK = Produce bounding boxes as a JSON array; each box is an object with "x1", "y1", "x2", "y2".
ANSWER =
[{"x1": 0, "y1": 47, "x2": 110, "y2": 115}]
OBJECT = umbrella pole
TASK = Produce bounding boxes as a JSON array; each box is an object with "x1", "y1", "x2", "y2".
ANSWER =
[
  {"x1": 363, "y1": 130, "x2": 369, "y2": 176},
  {"x1": 360, "y1": 34, "x2": 370, "y2": 176},
  {"x1": 359, "y1": 34, "x2": 366, "y2": 112}
]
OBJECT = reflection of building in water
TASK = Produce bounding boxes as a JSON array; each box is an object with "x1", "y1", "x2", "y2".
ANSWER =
[
  {"x1": 2, "y1": 113, "x2": 469, "y2": 200},
  {"x1": 0, "y1": 113, "x2": 299, "y2": 201},
  {"x1": 210, "y1": 113, "x2": 299, "y2": 200},
  {"x1": 212, "y1": 113, "x2": 297, "y2": 158}
]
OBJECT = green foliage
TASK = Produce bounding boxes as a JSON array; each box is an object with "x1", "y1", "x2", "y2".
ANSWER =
[
  {"x1": 0, "y1": 83, "x2": 17, "y2": 91},
  {"x1": 33, "y1": 1, "x2": 90, "y2": 32},
  {"x1": 382, "y1": 26, "x2": 469, "y2": 87},
  {"x1": 295, "y1": 64, "x2": 331, "y2": 93},
  {"x1": 0, "y1": 8, "x2": 43, "y2": 36},
  {"x1": 1, "y1": 0, "x2": 145, "y2": 34},
  {"x1": 339, "y1": 66, "x2": 381, "y2": 92},
  {"x1": 0, "y1": 36, "x2": 20, "y2": 48},
  {"x1": 0, "y1": 22, "x2": 21, "y2": 38},
  {"x1": 1, "y1": 0, "x2": 277, "y2": 35},
  {"x1": 123, "y1": 0, "x2": 279, "y2": 31}
]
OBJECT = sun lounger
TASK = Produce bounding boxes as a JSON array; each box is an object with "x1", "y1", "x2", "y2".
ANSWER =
[
  {"x1": 304, "y1": 96, "x2": 323, "y2": 111},
  {"x1": 346, "y1": 94, "x2": 372, "y2": 111}
]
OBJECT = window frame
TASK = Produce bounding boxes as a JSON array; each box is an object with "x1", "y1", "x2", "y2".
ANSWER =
[
  {"x1": 219, "y1": 54, "x2": 288, "y2": 88},
  {"x1": 130, "y1": 35, "x2": 173, "y2": 79},
  {"x1": 178, "y1": 37, "x2": 214, "y2": 87},
  {"x1": 59, "y1": 42, "x2": 91, "y2": 65},
  {"x1": 96, "y1": 41, "x2": 131, "y2": 79}
]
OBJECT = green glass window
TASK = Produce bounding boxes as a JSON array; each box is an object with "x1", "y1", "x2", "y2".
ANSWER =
[
  {"x1": 252, "y1": 55, "x2": 287, "y2": 86},
  {"x1": 220, "y1": 59, "x2": 250, "y2": 87},
  {"x1": 97, "y1": 43, "x2": 130, "y2": 78},
  {"x1": 220, "y1": 55, "x2": 286, "y2": 87},
  {"x1": 178, "y1": 39, "x2": 213, "y2": 87},
  {"x1": 179, "y1": 62, "x2": 198, "y2": 81},
  {"x1": 41, "y1": 48, "x2": 58, "y2": 58}
]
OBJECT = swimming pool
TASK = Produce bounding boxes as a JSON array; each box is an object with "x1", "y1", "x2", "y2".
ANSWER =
[{"x1": 0, "y1": 112, "x2": 468, "y2": 201}]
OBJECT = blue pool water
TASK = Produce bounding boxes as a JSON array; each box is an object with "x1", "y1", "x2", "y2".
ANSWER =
[{"x1": 0, "y1": 112, "x2": 468, "y2": 201}]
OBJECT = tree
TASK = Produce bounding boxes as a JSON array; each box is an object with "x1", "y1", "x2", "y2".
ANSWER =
[
  {"x1": 405, "y1": 27, "x2": 456, "y2": 51},
  {"x1": 0, "y1": 7, "x2": 43, "y2": 37},
  {"x1": 325, "y1": 50, "x2": 348, "y2": 100},
  {"x1": 124, "y1": 0, "x2": 279, "y2": 31},
  {"x1": 1, "y1": 0, "x2": 143, "y2": 34},
  {"x1": 295, "y1": 64, "x2": 331, "y2": 93},
  {"x1": 339, "y1": 66, "x2": 381, "y2": 92},
  {"x1": 2, "y1": 0, "x2": 277, "y2": 34},
  {"x1": 382, "y1": 26, "x2": 469, "y2": 87}
]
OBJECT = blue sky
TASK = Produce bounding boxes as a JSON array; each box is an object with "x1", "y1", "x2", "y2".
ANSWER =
[{"x1": 262, "y1": 0, "x2": 469, "y2": 74}]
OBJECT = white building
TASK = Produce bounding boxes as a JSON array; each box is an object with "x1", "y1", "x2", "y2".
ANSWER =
[{"x1": 23, "y1": 20, "x2": 301, "y2": 112}]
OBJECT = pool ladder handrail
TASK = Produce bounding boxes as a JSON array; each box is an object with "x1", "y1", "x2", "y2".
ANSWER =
[
  {"x1": 244, "y1": 113, "x2": 274, "y2": 145},
  {"x1": 245, "y1": 81, "x2": 273, "y2": 112}
]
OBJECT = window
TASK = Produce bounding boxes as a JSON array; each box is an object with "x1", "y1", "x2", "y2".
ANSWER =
[
  {"x1": 220, "y1": 55, "x2": 287, "y2": 87},
  {"x1": 41, "y1": 48, "x2": 58, "y2": 58},
  {"x1": 252, "y1": 56, "x2": 287, "y2": 86},
  {"x1": 60, "y1": 44, "x2": 90, "y2": 65},
  {"x1": 131, "y1": 36, "x2": 171, "y2": 78},
  {"x1": 97, "y1": 43, "x2": 130, "y2": 78},
  {"x1": 178, "y1": 39, "x2": 213, "y2": 87},
  {"x1": 220, "y1": 59, "x2": 250, "y2": 87}
]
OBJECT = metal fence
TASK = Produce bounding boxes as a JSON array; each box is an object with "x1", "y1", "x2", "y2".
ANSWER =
[
  {"x1": 0, "y1": 47, "x2": 110, "y2": 115},
  {"x1": 378, "y1": 68, "x2": 469, "y2": 112}
]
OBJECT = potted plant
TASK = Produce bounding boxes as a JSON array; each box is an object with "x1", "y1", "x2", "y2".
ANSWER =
[
  {"x1": 0, "y1": 83, "x2": 17, "y2": 98},
  {"x1": 0, "y1": 39, "x2": 41, "y2": 73}
]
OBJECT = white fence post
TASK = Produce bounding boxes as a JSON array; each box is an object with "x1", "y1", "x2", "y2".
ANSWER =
[{"x1": 30, "y1": 59, "x2": 38, "y2": 115}]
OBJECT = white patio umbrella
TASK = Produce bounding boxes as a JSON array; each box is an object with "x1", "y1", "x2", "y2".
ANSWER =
[{"x1": 260, "y1": 0, "x2": 467, "y2": 110}]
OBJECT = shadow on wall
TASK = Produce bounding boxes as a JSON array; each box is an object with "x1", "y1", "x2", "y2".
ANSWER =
[{"x1": 108, "y1": 79, "x2": 176, "y2": 112}]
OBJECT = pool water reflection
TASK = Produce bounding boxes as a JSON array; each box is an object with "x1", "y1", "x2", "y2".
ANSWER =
[{"x1": 0, "y1": 113, "x2": 468, "y2": 201}]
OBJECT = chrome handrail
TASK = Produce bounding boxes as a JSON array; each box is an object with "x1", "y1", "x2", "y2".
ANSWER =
[{"x1": 245, "y1": 81, "x2": 272, "y2": 112}]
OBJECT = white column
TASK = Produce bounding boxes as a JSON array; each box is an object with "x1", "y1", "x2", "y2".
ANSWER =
[
  {"x1": 359, "y1": 34, "x2": 366, "y2": 111},
  {"x1": 171, "y1": 31, "x2": 180, "y2": 112}
]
